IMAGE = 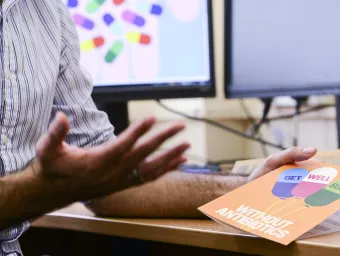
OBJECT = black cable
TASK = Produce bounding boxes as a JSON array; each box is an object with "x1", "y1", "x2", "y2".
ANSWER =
[
  {"x1": 248, "y1": 98, "x2": 273, "y2": 136},
  {"x1": 265, "y1": 104, "x2": 334, "y2": 123},
  {"x1": 156, "y1": 100, "x2": 334, "y2": 165},
  {"x1": 156, "y1": 100, "x2": 286, "y2": 150},
  {"x1": 239, "y1": 100, "x2": 269, "y2": 157},
  {"x1": 291, "y1": 97, "x2": 308, "y2": 147}
]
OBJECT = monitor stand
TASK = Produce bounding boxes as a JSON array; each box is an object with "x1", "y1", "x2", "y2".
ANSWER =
[{"x1": 95, "y1": 101, "x2": 129, "y2": 135}]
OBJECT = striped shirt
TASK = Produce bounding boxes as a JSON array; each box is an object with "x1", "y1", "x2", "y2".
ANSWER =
[{"x1": 0, "y1": 0, "x2": 115, "y2": 254}]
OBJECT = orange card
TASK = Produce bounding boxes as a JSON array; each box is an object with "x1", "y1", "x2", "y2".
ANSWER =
[{"x1": 198, "y1": 159, "x2": 340, "y2": 245}]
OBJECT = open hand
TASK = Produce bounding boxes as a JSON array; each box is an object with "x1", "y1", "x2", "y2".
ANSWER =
[{"x1": 35, "y1": 112, "x2": 190, "y2": 201}]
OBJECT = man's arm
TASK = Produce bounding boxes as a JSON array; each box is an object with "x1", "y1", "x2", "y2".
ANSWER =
[
  {"x1": 87, "y1": 147, "x2": 318, "y2": 218},
  {"x1": 0, "y1": 110, "x2": 188, "y2": 231},
  {"x1": 0, "y1": 161, "x2": 74, "y2": 230},
  {"x1": 87, "y1": 171, "x2": 246, "y2": 218}
]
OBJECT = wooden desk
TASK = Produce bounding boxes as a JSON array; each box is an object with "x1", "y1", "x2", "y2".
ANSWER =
[{"x1": 28, "y1": 203, "x2": 340, "y2": 256}]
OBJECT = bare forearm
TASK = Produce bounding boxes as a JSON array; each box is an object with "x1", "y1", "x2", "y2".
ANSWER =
[
  {"x1": 88, "y1": 171, "x2": 248, "y2": 218},
  {"x1": 0, "y1": 162, "x2": 73, "y2": 230}
]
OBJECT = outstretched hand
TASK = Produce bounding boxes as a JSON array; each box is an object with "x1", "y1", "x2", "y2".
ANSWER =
[{"x1": 35, "y1": 112, "x2": 190, "y2": 200}]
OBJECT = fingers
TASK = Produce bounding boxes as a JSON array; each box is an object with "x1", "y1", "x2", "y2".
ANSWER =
[
  {"x1": 36, "y1": 112, "x2": 69, "y2": 159},
  {"x1": 249, "y1": 147, "x2": 317, "y2": 181},
  {"x1": 138, "y1": 143, "x2": 190, "y2": 180},
  {"x1": 95, "y1": 117, "x2": 156, "y2": 162},
  {"x1": 164, "y1": 156, "x2": 187, "y2": 172},
  {"x1": 121, "y1": 123, "x2": 186, "y2": 169},
  {"x1": 263, "y1": 147, "x2": 317, "y2": 171}
]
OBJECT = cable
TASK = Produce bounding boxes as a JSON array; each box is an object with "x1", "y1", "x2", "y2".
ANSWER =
[
  {"x1": 292, "y1": 105, "x2": 300, "y2": 147},
  {"x1": 239, "y1": 100, "x2": 269, "y2": 157},
  {"x1": 291, "y1": 97, "x2": 308, "y2": 147},
  {"x1": 248, "y1": 98, "x2": 273, "y2": 136},
  {"x1": 156, "y1": 100, "x2": 286, "y2": 150},
  {"x1": 265, "y1": 104, "x2": 334, "y2": 123}
]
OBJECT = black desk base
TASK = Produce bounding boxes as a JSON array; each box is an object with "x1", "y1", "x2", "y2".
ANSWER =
[{"x1": 20, "y1": 227, "x2": 255, "y2": 256}]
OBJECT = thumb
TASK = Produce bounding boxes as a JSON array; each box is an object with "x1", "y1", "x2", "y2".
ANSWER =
[
  {"x1": 250, "y1": 147, "x2": 317, "y2": 181},
  {"x1": 36, "y1": 112, "x2": 69, "y2": 160}
]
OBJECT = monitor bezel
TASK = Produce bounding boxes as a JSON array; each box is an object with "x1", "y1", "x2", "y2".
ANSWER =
[
  {"x1": 224, "y1": 0, "x2": 340, "y2": 99},
  {"x1": 91, "y1": 1, "x2": 216, "y2": 103}
]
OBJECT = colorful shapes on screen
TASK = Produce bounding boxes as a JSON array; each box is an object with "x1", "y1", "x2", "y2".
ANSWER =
[
  {"x1": 86, "y1": 0, "x2": 105, "y2": 14},
  {"x1": 122, "y1": 10, "x2": 145, "y2": 27},
  {"x1": 136, "y1": 2, "x2": 163, "y2": 16},
  {"x1": 73, "y1": 14, "x2": 95, "y2": 30},
  {"x1": 103, "y1": 14, "x2": 122, "y2": 35},
  {"x1": 81, "y1": 36, "x2": 105, "y2": 52},
  {"x1": 127, "y1": 32, "x2": 151, "y2": 45},
  {"x1": 113, "y1": 0, "x2": 124, "y2": 5},
  {"x1": 305, "y1": 180, "x2": 340, "y2": 207},
  {"x1": 105, "y1": 40, "x2": 124, "y2": 63},
  {"x1": 103, "y1": 13, "x2": 115, "y2": 25},
  {"x1": 151, "y1": 4, "x2": 162, "y2": 15},
  {"x1": 67, "y1": 0, "x2": 78, "y2": 8},
  {"x1": 71, "y1": 0, "x2": 156, "y2": 63},
  {"x1": 272, "y1": 168, "x2": 309, "y2": 199},
  {"x1": 291, "y1": 167, "x2": 337, "y2": 199}
]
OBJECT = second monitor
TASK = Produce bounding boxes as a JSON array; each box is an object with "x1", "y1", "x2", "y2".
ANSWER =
[{"x1": 225, "y1": 0, "x2": 340, "y2": 99}]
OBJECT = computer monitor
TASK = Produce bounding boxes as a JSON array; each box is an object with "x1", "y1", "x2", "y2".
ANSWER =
[
  {"x1": 65, "y1": 0, "x2": 215, "y2": 102},
  {"x1": 225, "y1": 0, "x2": 340, "y2": 99},
  {"x1": 64, "y1": 0, "x2": 215, "y2": 133}
]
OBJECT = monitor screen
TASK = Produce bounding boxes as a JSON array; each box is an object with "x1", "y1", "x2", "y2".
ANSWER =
[
  {"x1": 225, "y1": 0, "x2": 340, "y2": 98},
  {"x1": 64, "y1": 0, "x2": 215, "y2": 101}
]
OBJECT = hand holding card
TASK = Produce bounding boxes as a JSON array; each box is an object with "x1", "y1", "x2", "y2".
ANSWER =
[{"x1": 199, "y1": 159, "x2": 340, "y2": 245}]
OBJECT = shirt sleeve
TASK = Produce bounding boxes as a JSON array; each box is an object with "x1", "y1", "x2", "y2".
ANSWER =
[{"x1": 52, "y1": 1, "x2": 116, "y2": 148}]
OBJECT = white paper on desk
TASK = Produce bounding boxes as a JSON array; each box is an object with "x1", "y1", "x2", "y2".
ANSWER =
[{"x1": 299, "y1": 210, "x2": 340, "y2": 239}]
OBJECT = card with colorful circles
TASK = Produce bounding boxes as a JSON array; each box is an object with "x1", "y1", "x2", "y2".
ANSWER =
[{"x1": 199, "y1": 159, "x2": 340, "y2": 245}]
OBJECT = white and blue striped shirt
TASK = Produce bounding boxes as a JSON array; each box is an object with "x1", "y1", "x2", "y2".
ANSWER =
[{"x1": 0, "y1": 0, "x2": 115, "y2": 254}]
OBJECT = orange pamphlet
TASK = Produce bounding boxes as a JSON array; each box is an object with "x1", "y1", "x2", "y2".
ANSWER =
[{"x1": 199, "y1": 159, "x2": 340, "y2": 245}]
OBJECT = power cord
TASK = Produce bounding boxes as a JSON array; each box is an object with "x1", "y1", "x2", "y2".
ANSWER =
[
  {"x1": 292, "y1": 97, "x2": 308, "y2": 146},
  {"x1": 156, "y1": 100, "x2": 286, "y2": 150},
  {"x1": 239, "y1": 100, "x2": 269, "y2": 157},
  {"x1": 265, "y1": 104, "x2": 334, "y2": 123},
  {"x1": 247, "y1": 98, "x2": 273, "y2": 136},
  {"x1": 156, "y1": 100, "x2": 334, "y2": 165}
]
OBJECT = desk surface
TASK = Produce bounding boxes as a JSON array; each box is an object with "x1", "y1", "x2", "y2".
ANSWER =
[{"x1": 31, "y1": 203, "x2": 340, "y2": 256}]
